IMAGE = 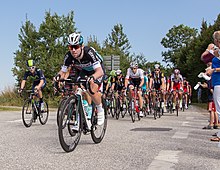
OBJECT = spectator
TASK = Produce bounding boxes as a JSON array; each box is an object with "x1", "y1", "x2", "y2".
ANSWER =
[{"x1": 206, "y1": 31, "x2": 220, "y2": 141}]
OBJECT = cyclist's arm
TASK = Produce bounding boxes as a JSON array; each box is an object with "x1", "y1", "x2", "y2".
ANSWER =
[
  {"x1": 20, "y1": 80, "x2": 26, "y2": 89},
  {"x1": 91, "y1": 65, "x2": 104, "y2": 80},
  {"x1": 139, "y1": 77, "x2": 144, "y2": 87}
]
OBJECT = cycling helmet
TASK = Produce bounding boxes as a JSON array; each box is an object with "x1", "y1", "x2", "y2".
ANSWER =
[
  {"x1": 130, "y1": 62, "x2": 138, "y2": 68},
  {"x1": 154, "y1": 64, "x2": 160, "y2": 69},
  {"x1": 68, "y1": 32, "x2": 83, "y2": 45},
  {"x1": 174, "y1": 69, "x2": 180, "y2": 74},
  {"x1": 26, "y1": 59, "x2": 35, "y2": 67},
  {"x1": 116, "y1": 69, "x2": 122, "y2": 75},
  {"x1": 109, "y1": 70, "x2": 116, "y2": 76}
]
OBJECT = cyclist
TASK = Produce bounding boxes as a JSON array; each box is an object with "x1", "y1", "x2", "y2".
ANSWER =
[
  {"x1": 18, "y1": 59, "x2": 46, "y2": 111},
  {"x1": 105, "y1": 70, "x2": 116, "y2": 95},
  {"x1": 142, "y1": 71, "x2": 150, "y2": 112},
  {"x1": 124, "y1": 62, "x2": 144, "y2": 117},
  {"x1": 149, "y1": 64, "x2": 166, "y2": 112},
  {"x1": 170, "y1": 68, "x2": 184, "y2": 110},
  {"x1": 111, "y1": 69, "x2": 126, "y2": 109},
  {"x1": 54, "y1": 32, "x2": 105, "y2": 125},
  {"x1": 182, "y1": 77, "x2": 190, "y2": 109}
]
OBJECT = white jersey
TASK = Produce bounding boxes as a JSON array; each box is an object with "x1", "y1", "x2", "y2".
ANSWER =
[{"x1": 125, "y1": 68, "x2": 144, "y2": 79}]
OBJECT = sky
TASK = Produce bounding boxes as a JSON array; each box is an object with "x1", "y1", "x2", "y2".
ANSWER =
[{"x1": 1, "y1": 0, "x2": 220, "y2": 92}]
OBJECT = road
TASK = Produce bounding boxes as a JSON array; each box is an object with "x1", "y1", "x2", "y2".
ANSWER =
[{"x1": 0, "y1": 105, "x2": 219, "y2": 170}]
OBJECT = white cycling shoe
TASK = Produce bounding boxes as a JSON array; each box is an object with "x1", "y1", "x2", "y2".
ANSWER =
[{"x1": 97, "y1": 107, "x2": 105, "y2": 125}]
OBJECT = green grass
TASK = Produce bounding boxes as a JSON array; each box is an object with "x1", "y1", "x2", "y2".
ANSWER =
[{"x1": 0, "y1": 106, "x2": 21, "y2": 111}]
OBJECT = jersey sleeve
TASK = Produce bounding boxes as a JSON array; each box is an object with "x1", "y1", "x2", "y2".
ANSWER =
[{"x1": 23, "y1": 71, "x2": 29, "y2": 80}]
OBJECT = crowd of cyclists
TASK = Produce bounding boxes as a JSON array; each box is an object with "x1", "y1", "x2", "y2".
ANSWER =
[
  {"x1": 18, "y1": 32, "x2": 192, "y2": 125},
  {"x1": 102, "y1": 62, "x2": 192, "y2": 121}
]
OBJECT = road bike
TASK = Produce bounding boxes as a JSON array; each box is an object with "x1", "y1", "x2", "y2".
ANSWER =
[
  {"x1": 128, "y1": 86, "x2": 140, "y2": 123},
  {"x1": 21, "y1": 90, "x2": 49, "y2": 127},
  {"x1": 58, "y1": 78, "x2": 108, "y2": 152}
]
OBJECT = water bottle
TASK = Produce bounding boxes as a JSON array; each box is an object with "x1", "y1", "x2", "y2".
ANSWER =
[
  {"x1": 194, "y1": 83, "x2": 200, "y2": 90},
  {"x1": 82, "y1": 99, "x2": 89, "y2": 116},
  {"x1": 82, "y1": 99, "x2": 92, "y2": 120}
]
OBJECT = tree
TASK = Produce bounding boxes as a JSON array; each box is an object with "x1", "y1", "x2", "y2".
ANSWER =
[
  {"x1": 103, "y1": 23, "x2": 131, "y2": 74},
  {"x1": 12, "y1": 11, "x2": 77, "y2": 98},
  {"x1": 161, "y1": 24, "x2": 198, "y2": 66}
]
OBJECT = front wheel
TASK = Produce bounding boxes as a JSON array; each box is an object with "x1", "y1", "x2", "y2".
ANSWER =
[
  {"x1": 22, "y1": 99, "x2": 33, "y2": 128},
  {"x1": 129, "y1": 100, "x2": 136, "y2": 123},
  {"x1": 91, "y1": 96, "x2": 108, "y2": 143},
  {"x1": 39, "y1": 101, "x2": 49, "y2": 125},
  {"x1": 58, "y1": 96, "x2": 82, "y2": 152}
]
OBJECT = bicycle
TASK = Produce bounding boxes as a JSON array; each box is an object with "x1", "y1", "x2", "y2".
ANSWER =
[
  {"x1": 21, "y1": 90, "x2": 49, "y2": 127},
  {"x1": 151, "y1": 89, "x2": 163, "y2": 120},
  {"x1": 128, "y1": 86, "x2": 140, "y2": 123},
  {"x1": 172, "y1": 90, "x2": 180, "y2": 116},
  {"x1": 58, "y1": 78, "x2": 108, "y2": 152},
  {"x1": 115, "y1": 90, "x2": 128, "y2": 119}
]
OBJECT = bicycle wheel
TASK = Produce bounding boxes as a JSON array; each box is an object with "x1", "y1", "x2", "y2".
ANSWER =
[
  {"x1": 91, "y1": 96, "x2": 108, "y2": 143},
  {"x1": 182, "y1": 97, "x2": 185, "y2": 112},
  {"x1": 121, "y1": 101, "x2": 127, "y2": 118},
  {"x1": 115, "y1": 97, "x2": 120, "y2": 120},
  {"x1": 22, "y1": 99, "x2": 33, "y2": 127},
  {"x1": 57, "y1": 97, "x2": 68, "y2": 126},
  {"x1": 58, "y1": 96, "x2": 82, "y2": 152},
  {"x1": 110, "y1": 96, "x2": 116, "y2": 118},
  {"x1": 129, "y1": 100, "x2": 136, "y2": 123},
  {"x1": 176, "y1": 98, "x2": 179, "y2": 116},
  {"x1": 39, "y1": 101, "x2": 49, "y2": 125}
]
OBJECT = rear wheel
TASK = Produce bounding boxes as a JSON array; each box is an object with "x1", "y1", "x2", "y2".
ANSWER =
[
  {"x1": 115, "y1": 98, "x2": 120, "y2": 120},
  {"x1": 39, "y1": 101, "x2": 49, "y2": 125},
  {"x1": 91, "y1": 96, "x2": 108, "y2": 143}
]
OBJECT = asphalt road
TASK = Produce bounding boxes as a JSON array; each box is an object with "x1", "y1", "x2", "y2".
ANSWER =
[{"x1": 0, "y1": 105, "x2": 220, "y2": 170}]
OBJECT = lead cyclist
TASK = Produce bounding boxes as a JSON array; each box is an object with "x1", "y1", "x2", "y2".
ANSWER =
[{"x1": 54, "y1": 32, "x2": 105, "y2": 125}]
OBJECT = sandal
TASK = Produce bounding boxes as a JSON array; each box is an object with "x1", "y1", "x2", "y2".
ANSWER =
[
  {"x1": 210, "y1": 137, "x2": 220, "y2": 142},
  {"x1": 202, "y1": 125, "x2": 213, "y2": 129}
]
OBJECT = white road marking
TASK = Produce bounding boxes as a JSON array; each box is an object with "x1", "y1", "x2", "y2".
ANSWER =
[
  {"x1": 181, "y1": 121, "x2": 190, "y2": 126},
  {"x1": 148, "y1": 150, "x2": 181, "y2": 170},
  {"x1": 7, "y1": 119, "x2": 22, "y2": 123},
  {"x1": 172, "y1": 131, "x2": 189, "y2": 139},
  {"x1": 186, "y1": 117, "x2": 194, "y2": 120}
]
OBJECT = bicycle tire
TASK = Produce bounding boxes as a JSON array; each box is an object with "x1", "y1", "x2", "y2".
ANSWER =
[
  {"x1": 110, "y1": 97, "x2": 116, "y2": 118},
  {"x1": 91, "y1": 96, "x2": 108, "y2": 143},
  {"x1": 58, "y1": 96, "x2": 82, "y2": 152},
  {"x1": 56, "y1": 97, "x2": 68, "y2": 126},
  {"x1": 115, "y1": 97, "x2": 120, "y2": 120},
  {"x1": 121, "y1": 101, "x2": 127, "y2": 118},
  {"x1": 22, "y1": 99, "x2": 33, "y2": 127},
  {"x1": 129, "y1": 100, "x2": 135, "y2": 123},
  {"x1": 39, "y1": 101, "x2": 49, "y2": 125}
]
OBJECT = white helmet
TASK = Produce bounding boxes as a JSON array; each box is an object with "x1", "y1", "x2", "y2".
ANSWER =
[
  {"x1": 154, "y1": 64, "x2": 160, "y2": 69},
  {"x1": 116, "y1": 69, "x2": 122, "y2": 75},
  {"x1": 130, "y1": 62, "x2": 138, "y2": 68},
  {"x1": 68, "y1": 32, "x2": 83, "y2": 45}
]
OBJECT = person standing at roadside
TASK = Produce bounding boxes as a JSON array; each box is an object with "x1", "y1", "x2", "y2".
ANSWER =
[{"x1": 207, "y1": 31, "x2": 220, "y2": 141}]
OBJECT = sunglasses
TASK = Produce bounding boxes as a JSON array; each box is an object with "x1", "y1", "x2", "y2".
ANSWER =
[
  {"x1": 28, "y1": 66, "x2": 35, "y2": 70},
  {"x1": 154, "y1": 69, "x2": 160, "y2": 71},
  {"x1": 69, "y1": 45, "x2": 81, "y2": 50}
]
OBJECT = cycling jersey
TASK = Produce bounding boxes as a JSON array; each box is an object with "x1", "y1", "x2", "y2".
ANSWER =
[
  {"x1": 150, "y1": 71, "x2": 164, "y2": 90},
  {"x1": 171, "y1": 73, "x2": 183, "y2": 90},
  {"x1": 63, "y1": 46, "x2": 104, "y2": 83},
  {"x1": 23, "y1": 68, "x2": 46, "y2": 83},
  {"x1": 112, "y1": 76, "x2": 125, "y2": 91},
  {"x1": 142, "y1": 76, "x2": 148, "y2": 91},
  {"x1": 23, "y1": 68, "x2": 46, "y2": 90},
  {"x1": 125, "y1": 68, "x2": 144, "y2": 86}
]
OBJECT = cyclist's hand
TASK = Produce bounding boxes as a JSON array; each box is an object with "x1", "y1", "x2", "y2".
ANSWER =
[
  {"x1": 18, "y1": 88, "x2": 23, "y2": 94},
  {"x1": 54, "y1": 74, "x2": 61, "y2": 82}
]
